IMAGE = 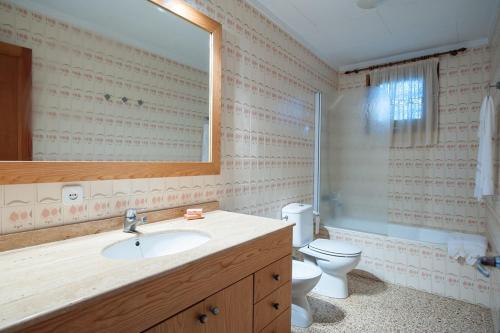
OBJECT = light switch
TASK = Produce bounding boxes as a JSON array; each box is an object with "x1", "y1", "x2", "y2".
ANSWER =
[{"x1": 62, "y1": 185, "x2": 84, "y2": 205}]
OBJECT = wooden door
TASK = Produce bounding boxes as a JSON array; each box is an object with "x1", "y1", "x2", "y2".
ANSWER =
[
  {"x1": 0, "y1": 41, "x2": 31, "y2": 160},
  {"x1": 145, "y1": 275, "x2": 253, "y2": 333}
]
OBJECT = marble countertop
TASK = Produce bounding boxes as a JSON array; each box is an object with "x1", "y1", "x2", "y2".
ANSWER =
[{"x1": 0, "y1": 210, "x2": 294, "y2": 332}]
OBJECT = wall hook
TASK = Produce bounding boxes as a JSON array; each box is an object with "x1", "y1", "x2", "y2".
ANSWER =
[{"x1": 103, "y1": 94, "x2": 144, "y2": 106}]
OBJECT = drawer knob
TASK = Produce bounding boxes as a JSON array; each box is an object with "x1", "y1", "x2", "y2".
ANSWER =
[
  {"x1": 272, "y1": 274, "x2": 281, "y2": 281},
  {"x1": 198, "y1": 314, "x2": 208, "y2": 324},
  {"x1": 272, "y1": 302, "x2": 280, "y2": 310},
  {"x1": 210, "y1": 306, "x2": 220, "y2": 315}
]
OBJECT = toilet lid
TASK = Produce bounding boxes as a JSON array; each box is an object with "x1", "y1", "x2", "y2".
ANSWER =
[{"x1": 308, "y1": 239, "x2": 362, "y2": 256}]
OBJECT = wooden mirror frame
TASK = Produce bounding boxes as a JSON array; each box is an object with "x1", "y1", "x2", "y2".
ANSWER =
[{"x1": 0, "y1": 0, "x2": 221, "y2": 185}]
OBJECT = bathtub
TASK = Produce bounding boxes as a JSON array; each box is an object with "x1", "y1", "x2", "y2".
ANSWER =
[
  {"x1": 325, "y1": 216, "x2": 452, "y2": 244},
  {"x1": 321, "y1": 216, "x2": 493, "y2": 308}
]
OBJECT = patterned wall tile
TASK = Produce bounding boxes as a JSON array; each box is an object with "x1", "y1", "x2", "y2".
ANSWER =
[
  {"x1": 36, "y1": 183, "x2": 62, "y2": 204},
  {"x1": 35, "y1": 204, "x2": 63, "y2": 229},
  {"x1": 2, "y1": 205, "x2": 34, "y2": 233},
  {"x1": 90, "y1": 181, "x2": 113, "y2": 199},
  {"x1": 4, "y1": 184, "x2": 35, "y2": 207},
  {"x1": 109, "y1": 197, "x2": 130, "y2": 216},
  {"x1": 62, "y1": 203, "x2": 88, "y2": 224}
]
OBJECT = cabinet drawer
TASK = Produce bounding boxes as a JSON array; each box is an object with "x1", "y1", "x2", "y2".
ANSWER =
[
  {"x1": 254, "y1": 255, "x2": 291, "y2": 303},
  {"x1": 259, "y1": 307, "x2": 291, "y2": 333},
  {"x1": 253, "y1": 282, "x2": 291, "y2": 332}
]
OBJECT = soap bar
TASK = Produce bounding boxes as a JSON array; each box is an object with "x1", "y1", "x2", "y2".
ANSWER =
[
  {"x1": 184, "y1": 213, "x2": 204, "y2": 220},
  {"x1": 186, "y1": 208, "x2": 203, "y2": 215}
]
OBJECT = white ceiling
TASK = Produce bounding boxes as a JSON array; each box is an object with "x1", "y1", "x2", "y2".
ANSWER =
[
  {"x1": 251, "y1": 0, "x2": 500, "y2": 71},
  {"x1": 15, "y1": 0, "x2": 210, "y2": 71}
]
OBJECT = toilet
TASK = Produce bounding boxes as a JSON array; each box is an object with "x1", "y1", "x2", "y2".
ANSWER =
[
  {"x1": 300, "y1": 238, "x2": 361, "y2": 299},
  {"x1": 283, "y1": 203, "x2": 362, "y2": 307}
]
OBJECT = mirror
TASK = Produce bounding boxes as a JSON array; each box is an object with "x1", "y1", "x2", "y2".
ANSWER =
[{"x1": 0, "y1": 0, "x2": 214, "y2": 162}]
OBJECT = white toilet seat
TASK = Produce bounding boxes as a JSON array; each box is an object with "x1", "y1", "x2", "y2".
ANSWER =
[
  {"x1": 299, "y1": 240, "x2": 362, "y2": 261},
  {"x1": 308, "y1": 239, "x2": 361, "y2": 257}
]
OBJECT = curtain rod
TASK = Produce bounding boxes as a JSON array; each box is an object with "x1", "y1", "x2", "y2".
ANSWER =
[{"x1": 344, "y1": 47, "x2": 467, "y2": 75}]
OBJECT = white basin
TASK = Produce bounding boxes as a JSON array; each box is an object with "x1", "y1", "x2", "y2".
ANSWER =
[{"x1": 101, "y1": 230, "x2": 211, "y2": 260}]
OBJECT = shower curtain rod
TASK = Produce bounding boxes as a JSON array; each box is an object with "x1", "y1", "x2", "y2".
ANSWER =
[{"x1": 344, "y1": 47, "x2": 467, "y2": 74}]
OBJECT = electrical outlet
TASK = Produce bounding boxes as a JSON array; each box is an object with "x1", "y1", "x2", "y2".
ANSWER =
[{"x1": 62, "y1": 185, "x2": 84, "y2": 205}]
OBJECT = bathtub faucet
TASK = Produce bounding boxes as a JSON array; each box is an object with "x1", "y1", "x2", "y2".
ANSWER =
[
  {"x1": 475, "y1": 261, "x2": 490, "y2": 278},
  {"x1": 475, "y1": 256, "x2": 500, "y2": 278}
]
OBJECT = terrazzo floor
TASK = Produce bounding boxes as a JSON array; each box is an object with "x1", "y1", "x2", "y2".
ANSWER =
[{"x1": 292, "y1": 273, "x2": 494, "y2": 333}]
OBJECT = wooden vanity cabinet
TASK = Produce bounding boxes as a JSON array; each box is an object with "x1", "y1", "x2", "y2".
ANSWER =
[
  {"x1": 145, "y1": 254, "x2": 292, "y2": 333},
  {"x1": 17, "y1": 227, "x2": 292, "y2": 333}
]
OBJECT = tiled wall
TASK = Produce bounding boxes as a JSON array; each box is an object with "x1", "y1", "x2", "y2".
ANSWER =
[
  {"x1": 485, "y1": 10, "x2": 500, "y2": 332},
  {"x1": 0, "y1": 0, "x2": 337, "y2": 235},
  {"x1": 0, "y1": 0, "x2": 209, "y2": 162},
  {"x1": 486, "y1": 10, "x2": 500, "y2": 252},
  {"x1": 335, "y1": 47, "x2": 491, "y2": 234},
  {"x1": 328, "y1": 226, "x2": 494, "y2": 308}
]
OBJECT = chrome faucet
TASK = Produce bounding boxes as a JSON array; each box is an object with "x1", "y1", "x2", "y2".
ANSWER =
[{"x1": 124, "y1": 208, "x2": 148, "y2": 233}]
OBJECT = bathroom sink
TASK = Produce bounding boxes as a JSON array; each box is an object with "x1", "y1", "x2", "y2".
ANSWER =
[{"x1": 101, "y1": 230, "x2": 211, "y2": 260}]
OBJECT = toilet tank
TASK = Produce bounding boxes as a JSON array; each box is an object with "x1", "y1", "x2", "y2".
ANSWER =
[{"x1": 282, "y1": 203, "x2": 313, "y2": 248}]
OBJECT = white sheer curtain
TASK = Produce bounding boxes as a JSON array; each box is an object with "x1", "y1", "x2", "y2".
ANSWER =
[{"x1": 369, "y1": 58, "x2": 439, "y2": 147}]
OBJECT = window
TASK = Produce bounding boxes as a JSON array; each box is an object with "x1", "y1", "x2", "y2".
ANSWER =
[
  {"x1": 379, "y1": 78, "x2": 424, "y2": 121},
  {"x1": 369, "y1": 59, "x2": 438, "y2": 147}
]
